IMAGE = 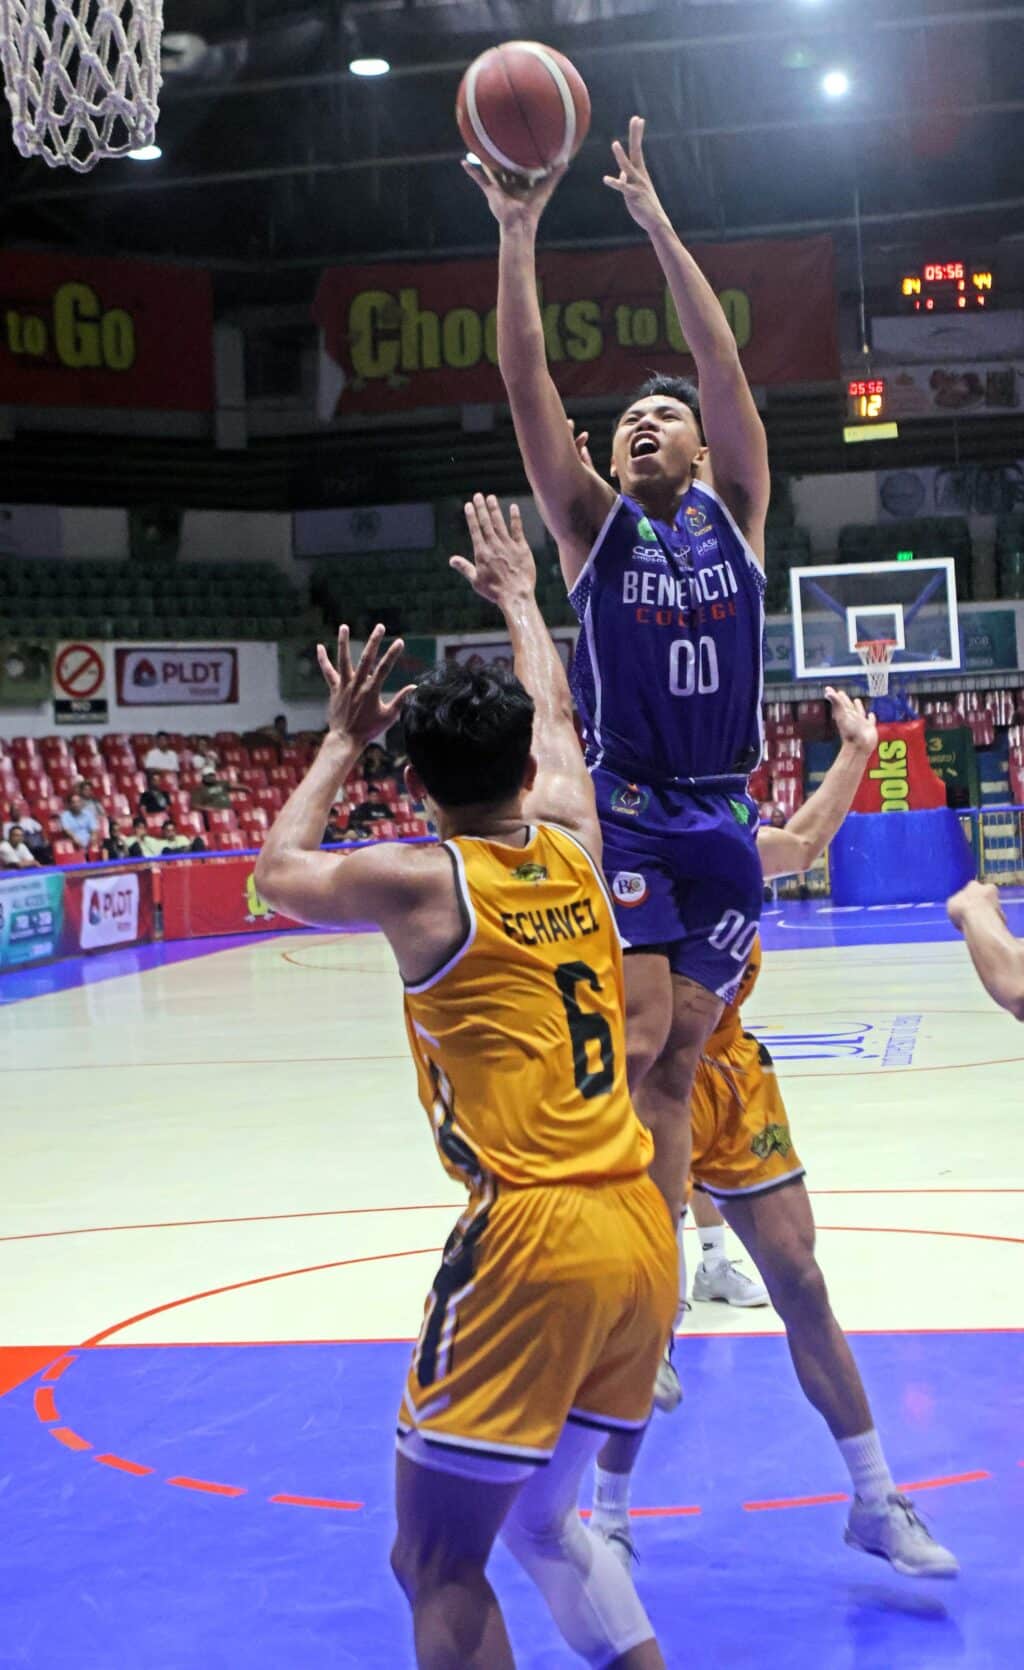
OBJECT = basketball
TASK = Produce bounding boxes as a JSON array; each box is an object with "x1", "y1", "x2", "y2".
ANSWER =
[{"x1": 456, "y1": 41, "x2": 591, "y2": 180}]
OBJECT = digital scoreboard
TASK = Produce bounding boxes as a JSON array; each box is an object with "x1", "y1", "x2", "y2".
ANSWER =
[
  {"x1": 847, "y1": 377, "x2": 886, "y2": 420},
  {"x1": 900, "y1": 262, "x2": 994, "y2": 312}
]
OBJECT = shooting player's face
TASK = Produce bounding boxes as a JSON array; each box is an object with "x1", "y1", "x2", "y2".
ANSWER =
[{"x1": 611, "y1": 397, "x2": 706, "y2": 499}]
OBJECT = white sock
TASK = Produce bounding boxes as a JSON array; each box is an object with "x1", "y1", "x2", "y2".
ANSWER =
[
  {"x1": 699, "y1": 1222, "x2": 727, "y2": 1267},
  {"x1": 837, "y1": 1428, "x2": 895, "y2": 1506},
  {"x1": 591, "y1": 1463, "x2": 631, "y2": 1533},
  {"x1": 676, "y1": 1207, "x2": 688, "y2": 1321}
]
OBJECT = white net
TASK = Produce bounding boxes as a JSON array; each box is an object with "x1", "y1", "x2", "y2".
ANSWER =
[
  {"x1": 0, "y1": 1, "x2": 163, "y2": 173},
  {"x1": 855, "y1": 639, "x2": 897, "y2": 699}
]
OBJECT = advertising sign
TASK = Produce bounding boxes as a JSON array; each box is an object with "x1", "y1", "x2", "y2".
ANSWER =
[
  {"x1": 61, "y1": 866, "x2": 154, "y2": 955},
  {"x1": 0, "y1": 869, "x2": 64, "y2": 970},
  {"x1": 444, "y1": 631, "x2": 576, "y2": 675},
  {"x1": 315, "y1": 236, "x2": 839, "y2": 417},
  {"x1": 115, "y1": 647, "x2": 239, "y2": 705},
  {"x1": 160, "y1": 854, "x2": 308, "y2": 940},
  {"x1": 0, "y1": 251, "x2": 214, "y2": 412}
]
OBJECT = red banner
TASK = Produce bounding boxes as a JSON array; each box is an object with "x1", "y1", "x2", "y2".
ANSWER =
[
  {"x1": 851, "y1": 721, "x2": 948, "y2": 814},
  {"x1": 0, "y1": 252, "x2": 213, "y2": 411},
  {"x1": 314, "y1": 236, "x2": 837, "y2": 417},
  {"x1": 160, "y1": 854, "x2": 308, "y2": 940}
]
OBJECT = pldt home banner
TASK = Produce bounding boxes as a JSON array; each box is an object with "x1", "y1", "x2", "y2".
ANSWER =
[
  {"x1": 314, "y1": 236, "x2": 838, "y2": 417},
  {"x1": 0, "y1": 252, "x2": 213, "y2": 411},
  {"x1": 115, "y1": 647, "x2": 239, "y2": 705}
]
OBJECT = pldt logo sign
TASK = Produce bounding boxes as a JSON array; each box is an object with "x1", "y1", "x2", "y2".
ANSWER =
[
  {"x1": 81, "y1": 874, "x2": 140, "y2": 951},
  {"x1": 116, "y1": 647, "x2": 239, "y2": 705}
]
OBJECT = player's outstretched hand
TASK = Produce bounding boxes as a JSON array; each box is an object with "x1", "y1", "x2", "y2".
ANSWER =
[
  {"x1": 603, "y1": 116, "x2": 669, "y2": 236},
  {"x1": 947, "y1": 878, "x2": 1004, "y2": 932},
  {"x1": 462, "y1": 157, "x2": 566, "y2": 227},
  {"x1": 825, "y1": 686, "x2": 878, "y2": 756},
  {"x1": 451, "y1": 494, "x2": 536, "y2": 606},
  {"x1": 568, "y1": 418, "x2": 598, "y2": 477},
  {"x1": 317, "y1": 624, "x2": 415, "y2": 747}
]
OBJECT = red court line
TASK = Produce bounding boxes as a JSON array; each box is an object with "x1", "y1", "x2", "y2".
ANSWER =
[
  {"x1": 50, "y1": 1426, "x2": 91, "y2": 1451},
  {"x1": 745, "y1": 1491, "x2": 850, "y2": 1511},
  {"x1": 4, "y1": 1188, "x2": 1022, "y2": 1247},
  {"x1": 95, "y1": 1454, "x2": 154, "y2": 1477},
  {"x1": 43, "y1": 1355, "x2": 76, "y2": 1382},
  {"x1": 3, "y1": 1053, "x2": 406, "y2": 1076},
  {"x1": 167, "y1": 1476, "x2": 246, "y2": 1497},
  {"x1": 790, "y1": 1053, "x2": 1024, "y2": 1080},
  {"x1": 33, "y1": 1387, "x2": 58, "y2": 1423},
  {"x1": 0, "y1": 1203, "x2": 458, "y2": 1246},
  {"x1": 268, "y1": 1493, "x2": 362, "y2": 1511},
  {"x1": 897, "y1": 1470, "x2": 991, "y2": 1491},
  {"x1": 630, "y1": 1506, "x2": 702, "y2": 1518},
  {"x1": 80, "y1": 1246, "x2": 446, "y2": 1348}
]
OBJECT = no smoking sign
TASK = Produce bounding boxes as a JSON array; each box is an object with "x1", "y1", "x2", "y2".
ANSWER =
[{"x1": 53, "y1": 641, "x2": 109, "y2": 725}]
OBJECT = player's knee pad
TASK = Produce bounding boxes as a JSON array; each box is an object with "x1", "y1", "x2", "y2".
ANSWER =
[{"x1": 502, "y1": 1506, "x2": 654, "y2": 1668}]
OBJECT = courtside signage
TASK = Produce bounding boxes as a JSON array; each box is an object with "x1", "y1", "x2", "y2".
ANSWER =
[
  {"x1": 115, "y1": 647, "x2": 239, "y2": 706},
  {"x1": 79, "y1": 873, "x2": 140, "y2": 952}
]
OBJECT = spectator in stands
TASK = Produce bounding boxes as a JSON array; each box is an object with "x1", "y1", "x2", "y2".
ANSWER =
[
  {"x1": 139, "y1": 771, "x2": 170, "y2": 816},
  {"x1": 323, "y1": 808, "x2": 347, "y2": 845},
  {"x1": 758, "y1": 800, "x2": 788, "y2": 829},
  {"x1": 143, "y1": 732, "x2": 180, "y2": 772},
  {"x1": 159, "y1": 818, "x2": 206, "y2": 854},
  {"x1": 0, "y1": 825, "x2": 39, "y2": 869},
  {"x1": 73, "y1": 778, "x2": 105, "y2": 824},
  {"x1": 128, "y1": 816, "x2": 165, "y2": 859},
  {"x1": 361, "y1": 742, "x2": 394, "y2": 784},
  {"x1": 346, "y1": 798, "x2": 391, "y2": 841},
  {"x1": 102, "y1": 822, "x2": 132, "y2": 862},
  {"x1": 3, "y1": 799, "x2": 52, "y2": 865},
  {"x1": 190, "y1": 744, "x2": 219, "y2": 774},
  {"x1": 191, "y1": 768, "x2": 249, "y2": 813},
  {"x1": 60, "y1": 791, "x2": 100, "y2": 852}
]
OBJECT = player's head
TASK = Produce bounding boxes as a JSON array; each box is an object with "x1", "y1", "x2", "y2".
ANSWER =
[
  {"x1": 611, "y1": 374, "x2": 707, "y2": 499},
  {"x1": 403, "y1": 664, "x2": 536, "y2": 818}
]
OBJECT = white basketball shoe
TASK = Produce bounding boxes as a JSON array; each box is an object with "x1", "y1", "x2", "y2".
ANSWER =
[
  {"x1": 844, "y1": 1494, "x2": 960, "y2": 1578},
  {"x1": 691, "y1": 1257, "x2": 770, "y2": 1308}
]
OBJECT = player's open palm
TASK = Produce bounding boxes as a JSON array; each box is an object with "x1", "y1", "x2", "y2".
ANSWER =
[
  {"x1": 826, "y1": 686, "x2": 877, "y2": 756},
  {"x1": 604, "y1": 116, "x2": 668, "y2": 235},
  {"x1": 317, "y1": 624, "x2": 414, "y2": 745},
  {"x1": 451, "y1": 494, "x2": 536, "y2": 606}
]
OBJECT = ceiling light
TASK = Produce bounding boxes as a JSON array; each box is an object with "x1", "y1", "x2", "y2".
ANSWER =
[
  {"x1": 822, "y1": 69, "x2": 850, "y2": 99},
  {"x1": 127, "y1": 144, "x2": 162, "y2": 161},
  {"x1": 349, "y1": 57, "x2": 390, "y2": 78}
]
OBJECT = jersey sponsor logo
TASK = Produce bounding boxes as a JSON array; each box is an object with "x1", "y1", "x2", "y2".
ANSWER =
[
  {"x1": 609, "y1": 782, "x2": 650, "y2": 817},
  {"x1": 729, "y1": 798, "x2": 754, "y2": 827},
  {"x1": 636, "y1": 515, "x2": 657, "y2": 542},
  {"x1": 750, "y1": 1122, "x2": 792, "y2": 1161},
  {"x1": 631, "y1": 544, "x2": 663, "y2": 563},
  {"x1": 684, "y1": 504, "x2": 712, "y2": 538},
  {"x1": 511, "y1": 861, "x2": 548, "y2": 884},
  {"x1": 611, "y1": 870, "x2": 649, "y2": 908}
]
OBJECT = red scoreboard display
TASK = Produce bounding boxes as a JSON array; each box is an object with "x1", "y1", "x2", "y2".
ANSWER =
[
  {"x1": 900, "y1": 262, "x2": 994, "y2": 312},
  {"x1": 847, "y1": 378, "x2": 886, "y2": 421}
]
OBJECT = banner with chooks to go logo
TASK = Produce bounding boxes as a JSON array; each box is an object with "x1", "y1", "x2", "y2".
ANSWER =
[{"x1": 115, "y1": 647, "x2": 239, "y2": 705}]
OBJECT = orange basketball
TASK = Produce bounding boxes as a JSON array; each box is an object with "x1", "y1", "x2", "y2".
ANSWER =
[{"x1": 456, "y1": 41, "x2": 591, "y2": 179}]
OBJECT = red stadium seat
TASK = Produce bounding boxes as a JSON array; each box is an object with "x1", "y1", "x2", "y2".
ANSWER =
[
  {"x1": 374, "y1": 819, "x2": 397, "y2": 839},
  {"x1": 241, "y1": 807, "x2": 269, "y2": 833},
  {"x1": 268, "y1": 765, "x2": 297, "y2": 788},
  {"x1": 967, "y1": 714, "x2": 995, "y2": 748},
  {"x1": 204, "y1": 809, "x2": 239, "y2": 833},
  {"x1": 214, "y1": 731, "x2": 241, "y2": 745},
  {"x1": 169, "y1": 792, "x2": 193, "y2": 821},
  {"x1": 249, "y1": 746, "x2": 277, "y2": 767},
  {"x1": 108, "y1": 793, "x2": 133, "y2": 820},
  {"x1": 239, "y1": 768, "x2": 268, "y2": 788},
  {"x1": 177, "y1": 811, "x2": 205, "y2": 838},
  {"x1": 51, "y1": 839, "x2": 79, "y2": 865},
  {"x1": 252, "y1": 787, "x2": 283, "y2": 812},
  {"x1": 145, "y1": 814, "x2": 167, "y2": 834},
  {"x1": 213, "y1": 830, "x2": 245, "y2": 851},
  {"x1": 772, "y1": 757, "x2": 803, "y2": 780}
]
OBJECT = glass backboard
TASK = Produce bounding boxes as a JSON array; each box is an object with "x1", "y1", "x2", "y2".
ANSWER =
[{"x1": 789, "y1": 559, "x2": 961, "y2": 679}]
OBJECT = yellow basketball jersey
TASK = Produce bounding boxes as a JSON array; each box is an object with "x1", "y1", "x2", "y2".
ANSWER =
[
  {"x1": 404, "y1": 823, "x2": 653, "y2": 1191},
  {"x1": 706, "y1": 933, "x2": 763, "y2": 1053}
]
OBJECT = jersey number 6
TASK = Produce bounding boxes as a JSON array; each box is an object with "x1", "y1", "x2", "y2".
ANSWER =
[{"x1": 555, "y1": 959, "x2": 615, "y2": 1099}]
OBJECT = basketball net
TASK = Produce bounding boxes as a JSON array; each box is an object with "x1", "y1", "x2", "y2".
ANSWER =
[
  {"x1": 855, "y1": 638, "x2": 897, "y2": 699},
  {"x1": 0, "y1": 1, "x2": 163, "y2": 173}
]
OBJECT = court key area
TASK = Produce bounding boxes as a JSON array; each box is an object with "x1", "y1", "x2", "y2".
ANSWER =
[{"x1": 2, "y1": 904, "x2": 1022, "y2": 1669}]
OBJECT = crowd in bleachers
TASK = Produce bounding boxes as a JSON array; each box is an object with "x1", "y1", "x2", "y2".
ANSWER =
[{"x1": 0, "y1": 724, "x2": 430, "y2": 869}]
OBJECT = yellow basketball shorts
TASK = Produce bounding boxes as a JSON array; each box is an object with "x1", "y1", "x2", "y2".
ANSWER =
[
  {"x1": 398, "y1": 1173, "x2": 677, "y2": 1471},
  {"x1": 691, "y1": 1029, "x2": 805, "y2": 1199}
]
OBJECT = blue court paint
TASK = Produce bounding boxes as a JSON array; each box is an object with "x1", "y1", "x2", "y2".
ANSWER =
[
  {"x1": 0, "y1": 1333, "x2": 1020, "y2": 1668},
  {"x1": 760, "y1": 888, "x2": 1024, "y2": 952}
]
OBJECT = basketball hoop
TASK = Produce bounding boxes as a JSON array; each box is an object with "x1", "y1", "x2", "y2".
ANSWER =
[
  {"x1": 855, "y1": 638, "x2": 897, "y2": 699},
  {"x1": 0, "y1": 1, "x2": 163, "y2": 174}
]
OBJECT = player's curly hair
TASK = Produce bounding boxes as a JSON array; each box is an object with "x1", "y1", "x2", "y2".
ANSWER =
[
  {"x1": 404, "y1": 663, "x2": 535, "y2": 808},
  {"x1": 617, "y1": 373, "x2": 704, "y2": 441}
]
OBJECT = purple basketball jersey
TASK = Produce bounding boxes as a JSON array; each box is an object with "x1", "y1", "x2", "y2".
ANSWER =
[{"x1": 569, "y1": 483, "x2": 765, "y2": 784}]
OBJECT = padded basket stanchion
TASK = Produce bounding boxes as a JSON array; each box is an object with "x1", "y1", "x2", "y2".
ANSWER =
[{"x1": 830, "y1": 808, "x2": 976, "y2": 907}]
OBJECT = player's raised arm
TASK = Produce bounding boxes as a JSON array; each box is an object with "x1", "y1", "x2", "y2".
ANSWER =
[
  {"x1": 757, "y1": 690, "x2": 876, "y2": 880},
  {"x1": 605, "y1": 116, "x2": 770, "y2": 558},
  {"x1": 254, "y1": 626, "x2": 421, "y2": 929},
  {"x1": 451, "y1": 494, "x2": 601, "y2": 857},
  {"x1": 948, "y1": 881, "x2": 1024, "y2": 1021},
  {"x1": 463, "y1": 162, "x2": 615, "y2": 586}
]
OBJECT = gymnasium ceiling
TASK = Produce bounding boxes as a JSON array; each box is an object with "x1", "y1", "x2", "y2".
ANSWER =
[{"x1": 3, "y1": 0, "x2": 1024, "y2": 308}]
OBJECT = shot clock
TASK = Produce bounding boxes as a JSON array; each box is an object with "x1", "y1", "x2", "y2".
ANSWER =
[
  {"x1": 900, "y1": 261, "x2": 994, "y2": 312},
  {"x1": 848, "y1": 378, "x2": 886, "y2": 420}
]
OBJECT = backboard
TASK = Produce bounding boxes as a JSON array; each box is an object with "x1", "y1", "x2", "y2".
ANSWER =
[{"x1": 789, "y1": 559, "x2": 961, "y2": 680}]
